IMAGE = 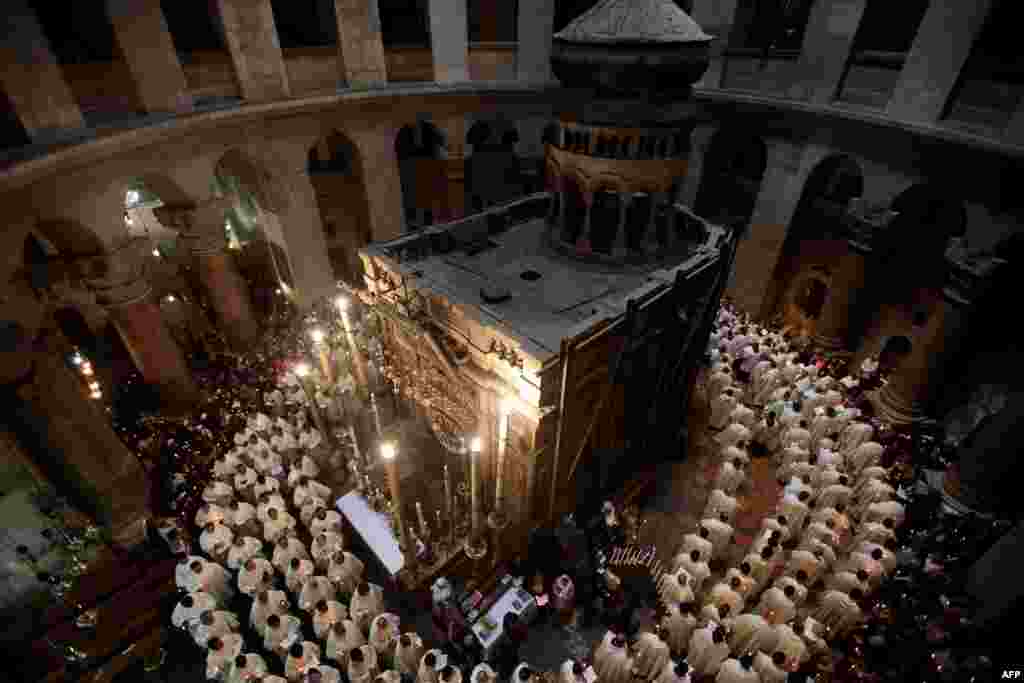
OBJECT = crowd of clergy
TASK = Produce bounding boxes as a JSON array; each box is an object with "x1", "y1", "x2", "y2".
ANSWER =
[{"x1": 587, "y1": 302, "x2": 903, "y2": 683}]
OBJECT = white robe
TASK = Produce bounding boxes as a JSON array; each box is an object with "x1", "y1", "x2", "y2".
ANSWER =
[
  {"x1": 472, "y1": 664, "x2": 497, "y2": 683},
  {"x1": 285, "y1": 558, "x2": 316, "y2": 594},
  {"x1": 326, "y1": 620, "x2": 365, "y2": 665},
  {"x1": 781, "y1": 426, "x2": 811, "y2": 452},
  {"x1": 710, "y1": 394, "x2": 739, "y2": 430},
  {"x1": 200, "y1": 523, "x2": 234, "y2": 559},
  {"x1": 178, "y1": 560, "x2": 234, "y2": 603},
  {"x1": 753, "y1": 419, "x2": 783, "y2": 454},
  {"x1": 773, "y1": 623, "x2": 808, "y2": 669},
  {"x1": 714, "y1": 462, "x2": 744, "y2": 495},
  {"x1": 729, "y1": 613, "x2": 778, "y2": 657},
  {"x1": 313, "y1": 600, "x2": 349, "y2": 640},
  {"x1": 704, "y1": 489, "x2": 738, "y2": 524},
  {"x1": 756, "y1": 587, "x2": 795, "y2": 625},
  {"x1": 206, "y1": 634, "x2": 244, "y2": 681},
  {"x1": 397, "y1": 634, "x2": 425, "y2": 677},
  {"x1": 675, "y1": 557, "x2": 711, "y2": 595},
  {"x1": 369, "y1": 613, "x2": 400, "y2": 665},
  {"x1": 816, "y1": 484, "x2": 853, "y2": 510},
  {"x1": 196, "y1": 504, "x2": 229, "y2": 528},
  {"x1": 752, "y1": 653, "x2": 787, "y2": 683},
  {"x1": 679, "y1": 534, "x2": 714, "y2": 565},
  {"x1": 191, "y1": 610, "x2": 241, "y2": 648},
  {"x1": 840, "y1": 422, "x2": 873, "y2": 455},
  {"x1": 308, "y1": 665, "x2": 344, "y2": 683},
  {"x1": 172, "y1": 591, "x2": 219, "y2": 630},
  {"x1": 227, "y1": 536, "x2": 264, "y2": 572},
  {"x1": 633, "y1": 631, "x2": 671, "y2": 680},
  {"x1": 701, "y1": 518, "x2": 734, "y2": 559},
  {"x1": 251, "y1": 590, "x2": 291, "y2": 637},
  {"x1": 714, "y1": 658, "x2": 759, "y2": 683},
  {"x1": 263, "y1": 615, "x2": 303, "y2": 658},
  {"x1": 311, "y1": 510, "x2": 344, "y2": 537},
  {"x1": 264, "y1": 512, "x2": 298, "y2": 544},
  {"x1": 729, "y1": 404, "x2": 757, "y2": 431},
  {"x1": 417, "y1": 650, "x2": 444, "y2": 683},
  {"x1": 716, "y1": 423, "x2": 753, "y2": 450},
  {"x1": 226, "y1": 653, "x2": 268, "y2": 683},
  {"x1": 864, "y1": 500, "x2": 906, "y2": 528},
  {"x1": 688, "y1": 626, "x2": 729, "y2": 678},
  {"x1": 661, "y1": 604, "x2": 698, "y2": 655},
  {"x1": 704, "y1": 583, "x2": 743, "y2": 616},
  {"x1": 238, "y1": 558, "x2": 275, "y2": 596},
  {"x1": 707, "y1": 371, "x2": 733, "y2": 403},
  {"x1": 814, "y1": 590, "x2": 863, "y2": 638},
  {"x1": 286, "y1": 641, "x2": 323, "y2": 681},
  {"x1": 273, "y1": 537, "x2": 311, "y2": 573},
  {"x1": 659, "y1": 571, "x2": 695, "y2": 607},
  {"x1": 723, "y1": 568, "x2": 755, "y2": 599},
  {"x1": 300, "y1": 576, "x2": 337, "y2": 612},
  {"x1": 593, "y1": 635, "x2": 633, "y2": 683},
  {"x1": 328, "y1": 552, "x2": 366, "y2": 595},
  {"x1": 848, "y1": 442, "x2": 884, "y2": 474},
  {"x1": 311, "y1": 531, "x2": 346, "y2": 569},
  {"x1": 350, "y1": 583, "x2": 385, "y2": 634}
]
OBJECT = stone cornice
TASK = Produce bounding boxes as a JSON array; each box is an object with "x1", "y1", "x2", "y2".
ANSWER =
[{"x1": 2, "y1": 81, "x2": 1022, "y2": 199}]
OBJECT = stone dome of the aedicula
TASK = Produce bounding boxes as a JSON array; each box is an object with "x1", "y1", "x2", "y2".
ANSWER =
[{"x1": 551, "y1": 0, "x2": 713, "y2": 98}]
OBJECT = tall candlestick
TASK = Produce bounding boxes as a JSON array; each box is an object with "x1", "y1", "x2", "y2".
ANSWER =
[
  {"x1": 416, "y1": 501, "x2": 430, "y2": 539},
  {"x1": 380, "y1": 443, "x2": 408, "y2": 557},
  {"x1": 496, "y1": 400, "x2": 512, "y2": 508},
  {"x1": 470, "y1": 437, "x2": 482, "y2": 537},
  {"x1": 370, "y1": 392, "x2": 383, "y2": 438},
  {"x1": 339, "y1": 307, "x2": 369, "y2": 387},
  {"x1": 311, "y1": 328, "x2": 333, "y2": 383}
]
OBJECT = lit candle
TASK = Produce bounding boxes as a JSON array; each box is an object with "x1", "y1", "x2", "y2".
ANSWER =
[
  {"x1": 370, "y1": 392, "x2": 383, "y2": 438},
  {"x1": 416, "y1": 501, "x2": 429, "y2": 539},
  {"x1": 310, "y1": 328, "x2": 333, "y2": 383},
  {"x1": 380, "y1": 442, "x2": 407, "y2": 554},
  {"x1": 496, "y1": 398, "x2": 513, "y2": 507},
  {"x1": 336, "y1": 296, "x2": 369, "y2": 387},
  {"x1": 469, "y1": 436, "x2": 482, "y2": 536}
]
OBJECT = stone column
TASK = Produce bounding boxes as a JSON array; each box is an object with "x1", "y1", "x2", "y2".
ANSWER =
[
  {"x1": 691, "y1": 0, "x2": 738, "y2": 89},
  {"x1": 334, "y1": 0, "x2": 387, "y2": 88},
  {"x1": 351, "y1": 126, "x2": 406, "y2": 241},
  {"x1": 428, "y1": 0, "x2": 469, "y2": 83},
  {"x1": 575, "y1": 191, "x2": 595, "y2": 253},
  {"x1": 679, "y1": 125, "x2": 716, "y2": 208},
  {"x1": 81, "y1": 238, "x2": 199, "y2": 411},
  {"x1": 267, "y1": 152, "x2": 339, "y2": 308},
  {"x1": 154, "y1": 197, "x2": 259, "y2": 349},
  {"x1": 11, "y1": 343, "x2": 152, "y2": 548},
  {"x1": 872, "y1": 289, "x2": 969, "y2": 425},
  {"x1": 0, "y1": 0, "x2": 84, "y2": 138},
  {"x1": 812, "y1": 239, "x2": 871, "y2": 350},
  {"x1": 435, "y1": 115, "x2": 468, "y2": 220},
  {"x1": 216, "y1": 0, "x2": 290, "y2": 102},
  {"x1": 727, "y1": 140, "x2": 814, "y2": 319},
  {"x1": 516, "y1": 0, "x2": 556, "y2": 84},
  {"x1": 790, "y1": 0, "x2": 867, "y2": 104},
  {"x1": 886, "y1": 0, "x2": 995, "y2": 123},
  {"x1": 613, "y1": 194, "x2": 631, "y2": 260},
  {"x1": 106, "y1": 0, "x2": 192, "y2": 114}
]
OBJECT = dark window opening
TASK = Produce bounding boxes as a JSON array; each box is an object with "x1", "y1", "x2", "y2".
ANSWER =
[
  {"x1": 849, "y1": 0, "x2": 929, "y2": 59},
  {"x1": 379, "y1": 0, "x2": 430, "y2": 47},
  {"x1": 160, "y1": 0, "x2": 228, "y2": 56},
  {"x1": 29, "y1": 0, "x2": 119, "y2": 65},
  {"x1": 729, "y1": 0, "x2": 817, "y2": 55},
  {"x1": 270, "y1": 0, "x2": 337, "y2": 49},
  {"x1": 469, "y1": 0, "x2": 518, "y2": 42}
]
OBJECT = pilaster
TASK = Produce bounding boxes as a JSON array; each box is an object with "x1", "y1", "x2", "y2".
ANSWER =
[
  {"x1": 0, "y1": 0, "x2": 84, "y2": 137},
  {"x1": 217, "y1": 0, "x2": 291, "y2": 102},
  {"x1": 351, "y1": 126, "x2": 406, "y2": 241},
  {"x1": 428, "y1": 0, "x2": 469, "y2": 83},
  {"x1": 106, "y1": 0, "x2": 192, "y2": 114},
  {"x1": 516, "y1": 0, "x2": 557, "y2": 84},
  {"x1": 886, "y1": 0, "x2": 995, "y2": 124},
  {"x1": 691, "y1": 0, "x2": 738, "y2": 89},
  {"x1": 727, "y1": 140, "x2": 817, "y2": 319},
  {"x1": 334, "y1": 0, "x2": 387, "y2": 88},
  {"x1": 790, "y1": 0, "x2": 867, "y2": 104}
]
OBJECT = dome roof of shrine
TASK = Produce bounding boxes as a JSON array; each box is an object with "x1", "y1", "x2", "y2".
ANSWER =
[
  {"x1": 551, "y1": 0, "x2": 712, "y2": 98},
  {"x1": 554, "y1": 0, "x2": 712, "y2": 44}
]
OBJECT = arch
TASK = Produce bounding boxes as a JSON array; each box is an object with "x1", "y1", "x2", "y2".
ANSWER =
[
  {"x1": 794, "y1": 277, "x2": 829, "y2": 319},
  {"x1": 879, "y1": 334, "x2": 913, "y2": 365},
  {"x1": 693, "y1": 130, "x2": 768, "y2": 227},
  {"x1": 308, "y1": 131, "x2": 360, "y2": 176},
  {"x1": 788, "y1": 154, "x2": 865, "y2": 243},
  {"x1": 215, "y1": 149, "x2": 290, "y2": 214}
]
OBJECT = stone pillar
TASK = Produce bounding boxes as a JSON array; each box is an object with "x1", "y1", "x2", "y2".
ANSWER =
[
  {"x1": 81, "y1": 238, "x2": 199, "y2": 411},
  {"x1": 216, "y1": 0, "x2": 290, "y2": 102},
  {"x1": 428, "y1": 0, "x2": 469, "y2": 83},
  {"x1": 575, "y1": 191, "x2": 594, "y2": 253},
  {"x1": 265, "y1": 150, "x2": 339, "y2": 307},
  {"x1": 613, "y1": 194, "x2": 631, "y2": 259},
  {"x1": 727, "y1": 140, "x2": 813, "y2": 319},
  {"x1": 334, "y1": 0, "x2": 387, "y2": 88},
  {"x1": 872, "y1": 290, "x2": 969, "y2": 425},
  {"x1": 154, "y1": 197, "x2": 259, "y2": 349},
  {"x1": 812, "y1": 239, "x2": 871, "y2": 350},
  {"x1": 790, "y1": 0, "x2": 867, "y2": 104},
  {"x1": 516, "y1": 0, "x2": 556, "y2": 84},
  {"x1": 886, "y1": 0, "x2": 995, "y2": 123},
  {"x1": 11, "y1": 345, "x2": 152, "y2": 548},
  {"x1": 435, "y1": 115, "x2": 468, "y2": 220},
  {"x1": 0, "y1": 0, "x2": 84, "y2": 138},
  {"x1": 679, "y1": 125, "x2": 716, "y2": 208},
  {"x1": 351, "y1": 126, "x2": 406, "y2": 241},
  {"x1": 106, "y1": 0, "x2": 192, "y2": 114},
  {"x1": 691, "y1": 0, "x2": 738, "y2": 89}
]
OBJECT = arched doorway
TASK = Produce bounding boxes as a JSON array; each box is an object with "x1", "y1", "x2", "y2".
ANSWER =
[
  {"x1": 308, "y1": 131, "x2": 370, "y2": 287},
  {"x1": 693, "y1": 131, "x2": 767, "y2": 228},
  {"x1": 396, "y1": 121, "x2": 447, "y2": 229},
  {"x1": 795, "y1": 277, "x2": 829, "y2": 320},
  {"x1": 766, "y1": 154, "x2": 864, "y2": 318},
  {"x1": 466, "y1": 119, "x2": 522, "y2": 212}
]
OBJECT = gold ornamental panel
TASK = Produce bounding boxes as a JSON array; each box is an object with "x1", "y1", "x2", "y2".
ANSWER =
[{"x1": 547, "y1": 146, "x2": 688, "y2": 195}]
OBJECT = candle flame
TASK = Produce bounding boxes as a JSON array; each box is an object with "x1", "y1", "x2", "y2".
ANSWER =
[
  {"x1": 335, "y1": 295, "x2": 349, "y2": 312},
  {"x1": 380, "y1": 442, "x2": 396, "y2": 460},
  {"x1": 310, "y1": 328, "x2": 325, "y2": 344},
  {"x1": 294, "y1": 363, "x2": 311, "y2": 378},
  {"x1": 469, "y1": 436, "x2": 483, "y2": 453}
]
